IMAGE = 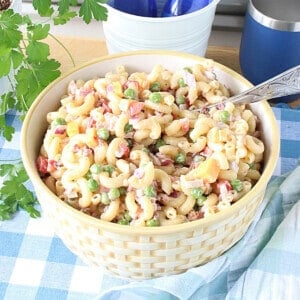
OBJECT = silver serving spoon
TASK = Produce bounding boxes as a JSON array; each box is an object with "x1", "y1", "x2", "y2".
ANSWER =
[{"x1": 201, "y1": 64, "x2": 300, "y2": 110}]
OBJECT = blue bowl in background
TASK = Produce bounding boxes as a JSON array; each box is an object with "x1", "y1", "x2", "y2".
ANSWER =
[{"x1": 239, "y1": 0, "x2": 300, "y2": 102}]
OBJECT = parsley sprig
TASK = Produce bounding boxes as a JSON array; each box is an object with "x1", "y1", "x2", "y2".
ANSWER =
[
  {"x1": 0, "y1": 13, "x2": 63, "y2": 140},
  {"x1": 0, "y1": 1, "x2": 108, "y2": 141},
  {"x1": 33, "y1": 0, "x2": 108, "y2": 25},
  {"x1": 0, "y1": 1, "x2": 108, "y2": 220},
  {"x1": 0, "y1": 161, "x2": 40, "y2": 220}
]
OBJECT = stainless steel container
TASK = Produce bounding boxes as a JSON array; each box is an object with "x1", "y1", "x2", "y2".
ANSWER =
[{"x1": 239, "y1": 0, "x2": 300, "y2": 93}]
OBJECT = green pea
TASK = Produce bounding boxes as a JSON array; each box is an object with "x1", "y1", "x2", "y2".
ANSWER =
[
  {"x1": 103, "y1": 164, "x2": 115, "y2": 175},
  {"x1": 123, "y1": 211, "x2": 132, "y2": 221},
  {"x1": 149, "y1": 92, "x2": 162, "y2": 103},
  {"x1": 124, "y1": 88, "x2": 136, "y2": 99},
  {"x1": 175, "y1": 152, "x2": 186, "y2": 164},
  {"x1": 191, "y1": 187, "x2": 204, "y2": 199},
  {"x1": 117, "y1": 212, "x2": 131, "y2": 225},
  {"x1": 183, "y1": 67, "x2": 193, "y2": 73},
  {"x1": 101, "y1": 192, "x2": 110, "y2": 205},
  {"x1": 87, "y1": 178, "x2": 99, "y2": 192},
  {"x1": 124, "y1": 123, "x2": 133, "y2": 134},
  {"x1": 90, "y1": 163, "x2": 102, "y2": 174},
  {"x1": 196, "y1": 195, "x2": 207, "y2": 206},
  {"x1": 175, "y1": 95, "x2": 186, "y2": 105},
  {"x1": 150, "y1": 82, "x2": 161, "y2": 92},
  {"x1": 146, "y1": 218, "x2": 160, "y2": 227},
  {"x1": 97, "y1": 127, "x2": 110, "y2": 140},
  {"x1": 178, "y1": 78, "x2": 186, "y2": 87},
  {"x1": 144, "y1": 185, "x2": 157, "y2": 197},
  {"x1": 52, "y1": 117, "x2": 66, "y2": 128},
  {"x1": 118, "y1": 219, "x2": 130, "y2": 225},
  {"x1": 155, "y1": 139, "x2": 166, "y2": 150},
  {"x1": 108, "y1": 188, "x2": 120, "y2": 200},
  {"x1": 231, "y1": 179, "x2": 243, "y2": 192},
  {"x1": 220, "y1": 110, "x2": 230, "y2": 123}
]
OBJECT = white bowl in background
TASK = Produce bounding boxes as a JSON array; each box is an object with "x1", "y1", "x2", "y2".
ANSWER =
[{"x1": 103, "y1": 0, "x2": 220, "y2": 55}]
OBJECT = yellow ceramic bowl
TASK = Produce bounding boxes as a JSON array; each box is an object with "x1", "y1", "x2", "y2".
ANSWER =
[{"x1": 21, "y1": 51, "x2": 280, "y2": 279}]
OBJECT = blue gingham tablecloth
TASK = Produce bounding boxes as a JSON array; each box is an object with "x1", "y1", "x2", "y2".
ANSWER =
[{"x1": 0, "y1": 106, "x2": 300, "y2": 300}]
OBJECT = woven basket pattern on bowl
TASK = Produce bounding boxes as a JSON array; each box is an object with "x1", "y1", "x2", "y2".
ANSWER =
[
  {"x1": 37, "y1": 187, "x2": 264, "y2": 279},
  {"x1": 22, "y1": 52, "x2": 279, "y2": 280}
]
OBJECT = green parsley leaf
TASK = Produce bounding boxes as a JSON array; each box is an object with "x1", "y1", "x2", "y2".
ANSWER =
[
  {"x1": 53, "y1": 11, "x2": 78, "y2": 25},
  {"x1": 57, "y1": 0, "x2": 79, "y2": 12},
  {"x1": 79, "y1": 0, "x2": 108, "y2": 24},
  {"x1": 0, "y1": 161, "x2": 40, "y2": 221},
  {"x1": 0, "y1": 10, "x2": 23, "y2": 48},
  {"x1": 26, "y1": 41, "x2": 50, "y2": 63},
  {"x1": 15, "y1": 59, "x2": 60, "y2": 110},
  {"x1": 0, "y1": 93, "x2": 16, "y2": 113},
  {"x1": 29, "y1": 23, "x2": 51, "y2": 41},
  {"x1": 58, "y1": 0, "x2": 71, "y2": 14},
  {"x1": 29, "y1": 59, "x2": 61, "y2": 88},
  {"x1": 0, "y1": 163, "x2": 15, "y2": 177},
  {"x1": 2, "y1": 125, "x2": 15, "y2": 141},
  {"x1": 0, "y1": 114, "x2": 15, "y2": 141},
  {"x1": 11, "y1": 49, "x2": 23, "y2": 69},
  {"x1": 0, "y1": 46, "x2": 11, "y2": 77},
  {"x1": 32, "y1": 0, "x2": 54, "y2": 17}
]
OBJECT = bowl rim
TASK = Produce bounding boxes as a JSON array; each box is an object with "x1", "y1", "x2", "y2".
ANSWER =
[
  {"x1": 20, "y1": 49, "x2": 280, "y2": 235},
  {"x1": 103, "y1": 0, "x2": 221, "y2": 23}
]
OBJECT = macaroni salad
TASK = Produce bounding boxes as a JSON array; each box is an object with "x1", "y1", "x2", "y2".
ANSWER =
[{"x1": 37, "y1": 63, "x2": 265, "y2": 226}]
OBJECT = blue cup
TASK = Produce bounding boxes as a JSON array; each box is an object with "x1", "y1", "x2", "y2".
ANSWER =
[
  {"x1": 240, "y1": 0, "x2": 300, "y2": 101},
  {"x1": 107, "y1": 0, "x2": 157, "y2": 17},
  {"x1": 162, "y1": 0, "x2": 211, "y2": 17}
]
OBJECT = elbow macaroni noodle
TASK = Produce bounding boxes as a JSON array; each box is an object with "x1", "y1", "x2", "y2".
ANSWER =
[{"x1": 37, "y1": 63, "x2": 265, "y2": 226}]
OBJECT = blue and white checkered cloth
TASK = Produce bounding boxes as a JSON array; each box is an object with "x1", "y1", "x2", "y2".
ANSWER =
[{"x1": 1, "y1": 106, "x2": 300, "y2": 300}]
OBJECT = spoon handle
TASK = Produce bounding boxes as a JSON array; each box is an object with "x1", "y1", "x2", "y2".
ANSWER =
[{"x1": 207, "y1": 64, "x2": 300, "y2": 108}]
